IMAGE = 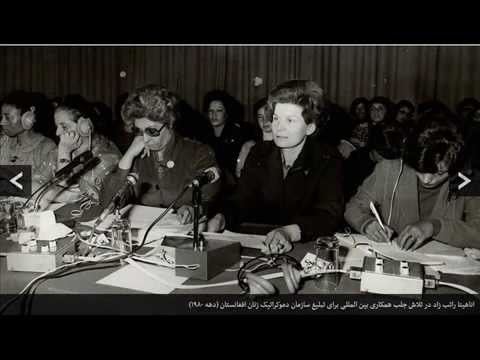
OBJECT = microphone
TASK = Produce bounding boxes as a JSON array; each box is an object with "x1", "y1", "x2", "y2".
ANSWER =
[
  {"x1": 33, "y1": 156, "x2": 100, "y2": 211},
  {"x1": 65, "y1": 156, "x2": 101, "y2": 183},
  {"x1": 190, "y1": 167, "x2": 220, "y2": 187},
  {"x1": 54, "y1": 150, "x2": 93, "y2": 180},
  {"x1": 98, "y1": 173, "x2": 139, "y2": 222}
]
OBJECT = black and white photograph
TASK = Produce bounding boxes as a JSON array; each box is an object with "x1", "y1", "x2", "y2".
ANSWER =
[{"x1": 0, "y1": 44, "x2": 479, "y2": 316}]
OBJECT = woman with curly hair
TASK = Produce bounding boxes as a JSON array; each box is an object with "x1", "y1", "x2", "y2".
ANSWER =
[{"x1": 100, "y1": 84, "x2": 221, "y2": 224}]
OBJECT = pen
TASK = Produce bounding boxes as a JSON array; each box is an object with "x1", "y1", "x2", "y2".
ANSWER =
[
  {"x1": 369, "y1": 201, "x2": 385, "y2": 231},
  {"x1": 369, "y1": 201, "x2": 391, "y2": 244}
]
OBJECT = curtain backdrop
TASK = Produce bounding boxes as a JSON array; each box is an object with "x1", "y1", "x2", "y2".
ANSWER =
[{"x1": 1, "y1": 46, "x2": 480, "y2": 123}]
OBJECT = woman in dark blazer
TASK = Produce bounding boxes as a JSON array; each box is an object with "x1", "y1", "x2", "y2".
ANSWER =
[{"x1": 207, "y1": 80, "x2": 345, "y2": 254}]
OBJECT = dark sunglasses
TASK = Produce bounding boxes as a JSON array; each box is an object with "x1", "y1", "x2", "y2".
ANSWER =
[{"x1": 134, "y1": 123, "x2": 167, "y2": 137}]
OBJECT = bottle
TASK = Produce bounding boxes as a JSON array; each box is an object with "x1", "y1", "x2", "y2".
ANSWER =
[
  {"x1": 313, "y1": 236, "x2": 341, "y2": 290},
  {"x1": 110, "y1": 209, "x2": 132, "y2": 252},
  {"x1": 0, "y1": 203, "x2": 6, "y2": 235},
  {"x1": 13, "y1": 204, "x2": 25, "y2": 231},
  {"x1": 4, "y1": 203, "x2": 17, "y2": 234}
]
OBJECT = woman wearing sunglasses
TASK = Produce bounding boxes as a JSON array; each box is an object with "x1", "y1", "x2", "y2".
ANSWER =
[{"x1": 101, "y1": 84, "x2": 221, "y2": 225}]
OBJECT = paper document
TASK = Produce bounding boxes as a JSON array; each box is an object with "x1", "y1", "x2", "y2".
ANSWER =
[
  {"x1": 97, "y1": 261, "x2": 188, "y2": 294},
  {"x1": 202, "y1": 231, "x2": 266, "y2": 249},
  {"x1": 136, "y1": 226, "x2": 192, "y2": 248},
  {"x1": 429, "y1": 255, "x2": 480, "y2": 275},
  {"x1": 80, "y1": 204, "x2": 182, "y2": 231},
  {"x1": 335, "y1": 233, "x2": 480, "y2": 275},
  {"x1": 24, "y1": 210, "x2": 56, "y2": 229},
  {"x1": 37, "y1": 223, "x2": 73, "y2": 241},
  {"x1": 124, "y1": 204, "x2": 182, "y2": 228},
  {"x1": 23, "y1": 210, "x2": 73, "y2": 240}
]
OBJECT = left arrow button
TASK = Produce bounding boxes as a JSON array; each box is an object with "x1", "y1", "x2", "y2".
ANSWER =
[{"x1": 9, "y1": 171, "x2": 23, "y2": 190}]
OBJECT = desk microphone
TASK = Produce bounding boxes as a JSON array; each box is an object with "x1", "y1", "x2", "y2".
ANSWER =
[
  {"x1": 190, "y1": 167, "x2": 220, "y2": 187},
  {"x1": 54, "y1": 150, "x2": 93, "y2": 180},
  {"x1": 98, "y1": 172, "x2": 139, "y2": 223},
  {"x1": 67, "y1": 156, "x2": 101, "y2": 181}
]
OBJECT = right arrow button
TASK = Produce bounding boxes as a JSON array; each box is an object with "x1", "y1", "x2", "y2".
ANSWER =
[{"x1": 458, "y1": 172, "x2": 472, "y2": 190}]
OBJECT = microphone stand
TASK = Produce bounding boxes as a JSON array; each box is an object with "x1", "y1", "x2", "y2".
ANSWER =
[
  {"x1": 33, "y1": 158, "x2": 100, "y2": 211},
  {"x1": 135, "y1": 184, "x2": 190, "y2": 252},
  {"x1": 22, "y1": 177, "x2": 59, "y2": 210},
  {"x1": 192, "y1": 183, "x2": 205, "y2": 252}
]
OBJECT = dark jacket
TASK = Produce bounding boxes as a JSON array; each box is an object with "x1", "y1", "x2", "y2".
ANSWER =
[
  {"x1": 343, "y1": 147, "x2": 377, "y2": 201},
  {"x1": 101, "y1": 134, "x2": 220, "y2": 214},
  {"x1": 206, "y1": 121, "x2": 255, "y2": 177},
  {"x1": 222, "y1": 137, "x2": 345, "y2": 241}
]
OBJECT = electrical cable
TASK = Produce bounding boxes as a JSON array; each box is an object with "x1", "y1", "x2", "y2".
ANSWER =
[
  {"x1": 25, "y1": 260, "x2": 123, "y2": 315},
  {"x1": 22, "y1": 179, "x2": 56, "y2": 210},
  {"x1": 130, "y1": 256, "x2": 200, "y2": 270},
  {"x1": 387, "y1": 159, "x2": 403, "y2": 226},
  {"x1": 0, "y1": 253, "x2": 126, "y2": 315},
  {"x1": 438, "y1": 281, "x2": 479, "y2": 296},
  {"x1": 135, "y1": 184, "x2": 190, "y2": 252}
]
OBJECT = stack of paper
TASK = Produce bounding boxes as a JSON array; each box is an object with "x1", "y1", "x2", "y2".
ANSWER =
[
  {"x1": 202, "y1": 231, "x2": 266, "y2": 250},
  {"x1": 334, "y1": 233, "x2": 480, "y2": 275},
  {"x1": 96, "y1": 261, "x2": 188, "y2": 294},
  {"x1": 23, "y1": 210, "x2": 73, "y2": 241}
]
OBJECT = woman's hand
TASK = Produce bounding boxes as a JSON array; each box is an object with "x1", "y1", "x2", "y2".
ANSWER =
[
  {"x1": 364, "y1": 220, "x2": 395, "y2": 243},
  {"x1": 126, "y1": 136, "x2": 147, "y2": 159},
  {"x1": 393, "y1": 220, "x2": 434, "y2": 251},
  {"x1": 120, "y1": 136, "x2": 146, "y2": 170},
  {"x1": 59, "y1": 131, "x2": 82, "y2": 154},
  {"x1": 206, "y1": 213, "x2": 226, "y2": 233},
  {"x1": 337, "y1": 139, "x2": 356, "y2": 159},
  {"x1": 177, "y1": 205, "x2": 194, "y2": 225},
  {"x1": 262, "y1": 225, "x2": 301, "y2": 255}
]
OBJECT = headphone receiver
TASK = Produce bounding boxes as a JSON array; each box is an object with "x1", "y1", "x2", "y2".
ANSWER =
[
  {"x1": 77, "y1": 117, "x2": 93, "y2": 137},
  {"x1": 21, "y1": 107, "x2": 36, "y2": 130},
  {"x1": 238, "y1": 255, "x2": 303, "y2": 295}
]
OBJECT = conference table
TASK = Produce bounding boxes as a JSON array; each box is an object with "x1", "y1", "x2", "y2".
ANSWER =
[{"x1": 1, "y1": 202, "x2": 479, "y2": 315}]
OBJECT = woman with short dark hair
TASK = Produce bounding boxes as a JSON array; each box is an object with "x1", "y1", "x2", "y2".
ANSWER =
[
  {"x1": 344, "y1": 121, "x2": 407, "y2": 201},
  {"x1": 394, "y1": 99, "x2": 415, "y2": 127},
  {"x1": 349, "y1": 97, "x2": 370, "y2": 148},
  {"x1": 0, "y1": 90, "x2": 57, "y2": 192},
  {"x1": 345, "y1": 114, "x2": 480, "y2": 250},
  {"x1": 235, "y1": 97, "x2": 273, "y2": 178},
  {"x1": 207, "y1": 80, "x2": 344, "y2": 254},
  {"x1": 368, "y1": 96, "x2": 394, "y2": 125},
  {"x1": 203, "y1": 90, "x2": 254, "y2": 187}
]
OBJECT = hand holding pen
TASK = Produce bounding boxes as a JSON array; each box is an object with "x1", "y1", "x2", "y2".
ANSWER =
[{"x1": 366, "y1": 201, "x2": 395, "y2": 244}]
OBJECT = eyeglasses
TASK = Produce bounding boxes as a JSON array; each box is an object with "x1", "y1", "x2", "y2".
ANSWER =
[{"x1": 134, "y1": 123, "x2": 167, "y2": 137}]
